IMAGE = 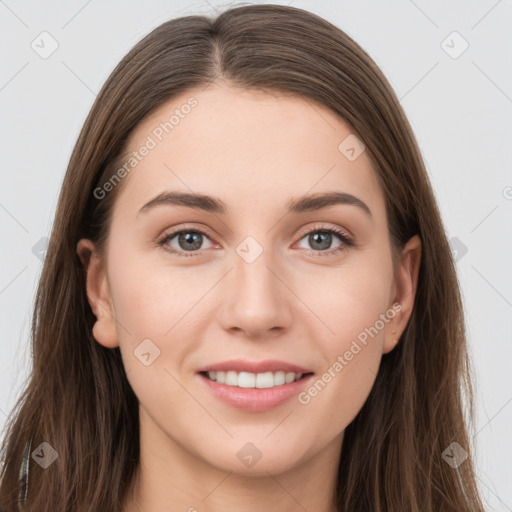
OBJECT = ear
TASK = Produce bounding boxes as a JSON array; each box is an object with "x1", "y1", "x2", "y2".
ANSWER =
[
  {"x1": 383, "y1": 234, "x2": 422, "y2": 354},
  {"x1": 76, "y1": 239, "x2": 119, "y2": 348}
]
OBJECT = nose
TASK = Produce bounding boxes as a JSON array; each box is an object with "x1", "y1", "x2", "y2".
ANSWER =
[{"x1": 217, "y1": 245, "x2": 293, "y2": 339}]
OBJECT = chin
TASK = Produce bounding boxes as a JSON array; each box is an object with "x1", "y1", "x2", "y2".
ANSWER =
[{"x1": 197, "y1": 439, "x2": 308, "y2": 477}]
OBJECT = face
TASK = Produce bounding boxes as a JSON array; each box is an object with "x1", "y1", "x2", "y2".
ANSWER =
[{"x1": 78, "y1": 83, "x2": 420, "y2": 477}]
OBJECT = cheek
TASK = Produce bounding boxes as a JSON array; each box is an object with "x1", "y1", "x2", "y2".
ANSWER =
[
  {"x1": 106, "y1": 244, "x2": 216, "y2": 390},
  {"x1": 107, "y1": 255, "x2": 204, "y2": 423},
  {"x1": 107, "y1": 242, "x2": 209, "y2": 336},
  {"x1": 296, "y1": 252, "x2": 393, "y2": 345},
  {"x1": 293, "y1": 258, "x2": 393, "y2": 424}
]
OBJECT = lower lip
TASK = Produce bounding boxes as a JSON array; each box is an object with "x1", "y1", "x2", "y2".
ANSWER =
[{"x1": 197, "y1": 372, "x2": 314, "y2": 412}]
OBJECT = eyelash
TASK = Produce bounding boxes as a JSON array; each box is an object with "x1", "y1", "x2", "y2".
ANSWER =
[{"x1": 156, "y1": 224, "x2": 355, "y2": 258}]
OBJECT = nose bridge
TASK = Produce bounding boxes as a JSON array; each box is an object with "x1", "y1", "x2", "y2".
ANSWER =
[
  {"x1": 233, "y1": 237, "x2": 282, "y2": 308},
  {"x1": 219, "y1": 234, "x2": 291, "y2": 334}
]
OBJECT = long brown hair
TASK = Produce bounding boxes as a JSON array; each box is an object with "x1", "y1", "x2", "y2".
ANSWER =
[{"x1": 0, "y1": 4, "x2": 485, "y2": 511}]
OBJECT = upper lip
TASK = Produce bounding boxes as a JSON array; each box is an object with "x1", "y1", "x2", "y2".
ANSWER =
[{"x1": 198, "y1": 359, "x2": 313, "y2": 374}]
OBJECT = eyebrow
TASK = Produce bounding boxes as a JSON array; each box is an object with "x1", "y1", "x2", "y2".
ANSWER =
[{"x1": 138, "y1": 190, "x2": 372, "y2": 217}]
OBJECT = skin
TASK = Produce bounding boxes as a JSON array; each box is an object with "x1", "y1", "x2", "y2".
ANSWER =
[{"x1": 77, "y1": 82, "x2": 421, "y2": 512}]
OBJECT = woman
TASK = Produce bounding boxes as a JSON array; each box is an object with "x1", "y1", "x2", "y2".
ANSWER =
[{"x1": 0, "y1": 4, "x2": 485, "y2": 511}]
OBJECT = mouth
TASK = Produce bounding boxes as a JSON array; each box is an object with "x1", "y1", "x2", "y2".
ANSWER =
[
  {"x1": 196, "y1": 361, "x2": 315, "y2": 412},
  {"x1": 199, "y1": 370, "x2": 313, "y2": 389}
]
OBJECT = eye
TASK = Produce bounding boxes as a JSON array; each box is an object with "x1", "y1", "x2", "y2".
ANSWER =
[
  {"x1": 296, "y1": 224, "x2": 355, "y2": 256},
  {"x1": 157, "y1": 227, "x2": 214, "y2": 257},
  {"x1": 157, "y1": 223, "x2": 355, "y2": 258}
]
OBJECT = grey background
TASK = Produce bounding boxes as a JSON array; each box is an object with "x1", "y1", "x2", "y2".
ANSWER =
[{"x1": 1, "y1": 0, "x2": 511, "y2": 510}]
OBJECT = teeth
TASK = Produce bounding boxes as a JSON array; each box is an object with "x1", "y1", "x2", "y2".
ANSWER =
[{"x1": 206, "y1": 370, "x2": 303, "y2": 388}]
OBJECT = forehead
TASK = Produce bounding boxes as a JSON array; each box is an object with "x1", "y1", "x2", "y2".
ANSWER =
[{"x1": 113, "y1": 83, "x2": 385, "y2": 220}]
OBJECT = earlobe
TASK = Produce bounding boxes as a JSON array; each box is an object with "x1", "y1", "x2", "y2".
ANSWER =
[
  {"x1": 76, "y1": 239, "x2": 119, "y2": 349},
  {"x1": 383, "y1": 235, "x2": 422, "y2": 354},
  {"x1": 382, "y1": 304, "x2": 401, "y2": 354}
]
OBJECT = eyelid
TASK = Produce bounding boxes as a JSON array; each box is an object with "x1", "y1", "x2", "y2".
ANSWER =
[{"x1": 295, "y1": 222, "x2": 353, "y2": 241}]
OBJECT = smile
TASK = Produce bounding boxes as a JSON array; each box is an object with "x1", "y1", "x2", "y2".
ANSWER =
[{"x1": 203, "y1": 370, "x2": 305, "y2": 388}]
